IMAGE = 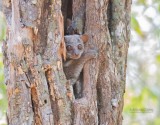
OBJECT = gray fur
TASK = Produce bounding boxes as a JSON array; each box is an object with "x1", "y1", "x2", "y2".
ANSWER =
[{"x1": 63, "y1": 35, "x2": 97, "y2": 98}]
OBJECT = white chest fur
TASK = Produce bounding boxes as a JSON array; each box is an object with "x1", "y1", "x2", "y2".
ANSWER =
[{"x1": 63, "y1": 60, "x2": 73, "y2": 67}]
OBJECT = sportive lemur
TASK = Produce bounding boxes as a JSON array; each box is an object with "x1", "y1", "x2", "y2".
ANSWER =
[{"x1": 63, "y1": 34, "x2": 97, "y2": 98}]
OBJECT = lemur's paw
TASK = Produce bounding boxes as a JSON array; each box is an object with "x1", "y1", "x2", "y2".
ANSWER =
[{"x1": 87, "y1": 50, "x2": 98, "y2": 58}]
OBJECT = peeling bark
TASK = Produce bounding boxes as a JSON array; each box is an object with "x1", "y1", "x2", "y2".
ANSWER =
[
  {"x1": 2, "y1": 0, "x2": 70, "y2": 125},
  {"x1": 1, "y1": 0, "x2": 131, "y2": 125}
]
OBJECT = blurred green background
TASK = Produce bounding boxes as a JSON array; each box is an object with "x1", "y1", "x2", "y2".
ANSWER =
[
  {"x1": 0, "y1": 11, "x2": 7, "y2": 125},
  {"x1": 123, "y1": 0, "x2": 160, "y2": 125},
  {"x1": 0, "y1": 0, "x2": 160, "y2": 124}
]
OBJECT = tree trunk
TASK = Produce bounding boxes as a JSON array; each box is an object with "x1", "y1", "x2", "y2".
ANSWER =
[{"x1": 1, "y1": 0, "x2": 131, "y2": 125}]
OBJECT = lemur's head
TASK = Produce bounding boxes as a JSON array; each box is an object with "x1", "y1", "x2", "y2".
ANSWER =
[{"x1": 64, "y1": 34, "x2": 88, "y2": 59}]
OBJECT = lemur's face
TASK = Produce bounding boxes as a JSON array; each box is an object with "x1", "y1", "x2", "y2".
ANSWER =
[{"x1": 64, "y1": 34, "x2": 88, "y2": 59}]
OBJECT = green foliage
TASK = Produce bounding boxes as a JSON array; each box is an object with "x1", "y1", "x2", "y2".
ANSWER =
[
  {"x1": 154, "y1": 117, "x2": 160, "y2": 125},
  {"x1": 0, "y1": 53, "x2": 7, "y2": 115},
  {"x1": 0, "y1": 11, "x2": 7, "y2": 124},
  {"x1": 124, "y1": 0, "x2": 160, "y2": 124},
  {"x1": 0, "y1": 12, "x2": 6, "y2": 42},
  {"x1": 137, "y1": 0, "x2": 147, "y2": 5},
  {"x1": 124, "y1": 88, "x2": 156, "y2": 110},
  {"x1": 156, "y1": 55, "x2": 160, "y2": 65},
  {"x1": 132, "y1": 0, "x2": 160, "y2": 39},
  {"x1": 131, "y1": 14, "x2": 144, "y2": 38}
]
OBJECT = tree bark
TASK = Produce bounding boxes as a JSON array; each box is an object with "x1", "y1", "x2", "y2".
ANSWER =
[{"x1": 1, "y1": 0, "x2": 131, "y2": 125}]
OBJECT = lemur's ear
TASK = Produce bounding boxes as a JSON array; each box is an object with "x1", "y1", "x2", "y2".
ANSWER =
[
  {"x1": 64, "y1": 36, "x2": 69, "y2": 42},
  {"x1": 81, "y1": 34, "x2": 89, "y2": 43}
]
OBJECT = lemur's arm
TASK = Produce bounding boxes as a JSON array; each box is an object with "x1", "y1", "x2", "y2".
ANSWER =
[{"x1": 63, "y1": 50, "x2": 97, "y2": 85}]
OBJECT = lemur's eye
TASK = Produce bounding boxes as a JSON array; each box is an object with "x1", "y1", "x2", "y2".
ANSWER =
[
  {"x1": 78, "y1": 44, "x2": 82, "y2": 50},
  {"x1": 66, "y1": 45, "x2": 72, "y2": 51}
]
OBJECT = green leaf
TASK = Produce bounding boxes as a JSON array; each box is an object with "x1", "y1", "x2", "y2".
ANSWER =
[
  {"x1": 156, "y1": 55, "x2": 160, "y2": 65},
  {"x1": 137, "y1": 0, "x2": 147, "y2": 5},
  {"x1": 131, "y1": 15, "x2": 145, "y2": 38}
]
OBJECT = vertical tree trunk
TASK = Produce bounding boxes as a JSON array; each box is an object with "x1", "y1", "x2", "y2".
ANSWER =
[
  {"x1": 1, "y1": 0, "x2": 71, "y2": 124},
  {"x1": 1, "y1": 0, "x2": 131, "y2": 125}
]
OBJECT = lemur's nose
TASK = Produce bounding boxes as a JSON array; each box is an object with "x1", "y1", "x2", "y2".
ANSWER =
[
  {"x1": 74, "y1": 50, "x2": 79, "y2": 56},
  {"x1": 75, "y1": 52, "x2": 79, "y2": 56}
]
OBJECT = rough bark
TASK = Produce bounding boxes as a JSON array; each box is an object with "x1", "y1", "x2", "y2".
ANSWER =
[
  {"x1": 107, "y1": 1, "x2": 132, "y2": 124},
  {"x1": 61, "y1": 0, "x2": 131, "y2": 124},
  {"x1": 2, "y1": 0, "x2": 71, "y2": 125},
  {"x1": 1, "y1": 0, "x2": 131, "y2": 125}
]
